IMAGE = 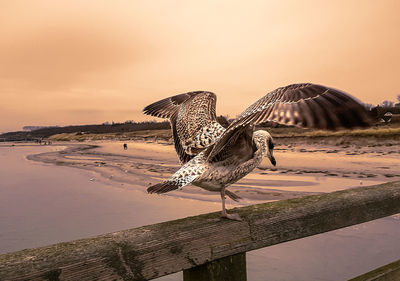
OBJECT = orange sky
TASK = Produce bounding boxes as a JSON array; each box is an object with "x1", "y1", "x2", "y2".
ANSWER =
[{"x1": 1, "y1": 0, "x2": 399, "y2": 132}]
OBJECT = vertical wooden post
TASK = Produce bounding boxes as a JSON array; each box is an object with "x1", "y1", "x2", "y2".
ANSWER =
[{"x1": 183, "y1": 253, "x2": 247, "y2": 281}]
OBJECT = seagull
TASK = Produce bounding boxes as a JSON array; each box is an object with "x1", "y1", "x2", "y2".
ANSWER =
[{"x1": 143, "y1": 83, "x2": 371, "y2": 220}]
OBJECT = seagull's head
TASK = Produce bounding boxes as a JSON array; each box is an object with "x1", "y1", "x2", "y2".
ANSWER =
[{"x1": 253, "y1": 130, "x2": 276, "y2": 166}]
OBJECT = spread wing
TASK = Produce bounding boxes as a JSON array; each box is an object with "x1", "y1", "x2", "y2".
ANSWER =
[
  {"x1": 143, "y1": 91, "x2": 225, "y2": 164},
  {"x1": 207, "y1": 83, "x2": 371, "y2": 161}
]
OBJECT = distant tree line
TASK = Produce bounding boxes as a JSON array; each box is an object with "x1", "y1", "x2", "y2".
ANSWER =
[
  {"x1": 0, "y1": 121, "x2": 171, "y2": 141},
  {"x1": 368, "y1": 95, "x2": 400, "y2": 121}
]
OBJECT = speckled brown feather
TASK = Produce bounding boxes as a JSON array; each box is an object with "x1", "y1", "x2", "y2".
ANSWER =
[{"x1": 143, "y1": 91, "x2": 225, "y2": 164}]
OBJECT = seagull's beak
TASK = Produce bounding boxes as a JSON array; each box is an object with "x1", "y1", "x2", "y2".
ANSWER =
[{"x1": 269, "y1": 155, "x2": 276, "y2": 166}]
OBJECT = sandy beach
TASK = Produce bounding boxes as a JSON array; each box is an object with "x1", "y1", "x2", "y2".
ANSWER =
[{"x1": 26, "y1": 139, "x2": 399, "y2": 205}]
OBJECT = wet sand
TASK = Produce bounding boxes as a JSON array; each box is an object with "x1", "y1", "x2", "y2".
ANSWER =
[{"x1": 26, "y1": 140, "x2": 398, "y2": 205}]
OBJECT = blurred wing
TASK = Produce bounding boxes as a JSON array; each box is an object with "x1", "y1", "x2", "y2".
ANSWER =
[
  {"x1": 207, "y1": 83, "x2": 371, "y2": 161},
  {"x1": 143, "y1": 91, "x2": 224, "y2": 164}
]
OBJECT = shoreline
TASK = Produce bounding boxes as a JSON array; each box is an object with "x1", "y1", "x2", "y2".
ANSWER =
[{"x1": 22, "y1": 139, "x2": 398, "y2": 204}]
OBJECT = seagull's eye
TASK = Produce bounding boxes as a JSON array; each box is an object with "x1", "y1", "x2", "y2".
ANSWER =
[{"x1": 268, "y1": 141, "x2": 274, "y2": 150}]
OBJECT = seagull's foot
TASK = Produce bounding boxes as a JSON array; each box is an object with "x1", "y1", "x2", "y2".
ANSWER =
[{"x1": 221, "y1": 212, "x2": 242, "y2": 221}]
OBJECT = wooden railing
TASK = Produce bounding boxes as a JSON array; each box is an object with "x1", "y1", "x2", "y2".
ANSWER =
[
  {"x1": 350, "y1": 258, "x2": 400, "y2": 281},
  {"x1": 1, "y1": 181, "x2": 399, "y2": 281}
]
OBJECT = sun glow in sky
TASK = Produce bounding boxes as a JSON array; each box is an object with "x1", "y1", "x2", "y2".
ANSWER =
[{"x1": 1, "y1": 0, "x2": 399, "y2": 132}]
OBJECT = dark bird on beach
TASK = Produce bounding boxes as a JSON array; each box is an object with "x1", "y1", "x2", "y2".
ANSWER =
[{"x1": 143, "y1": 83, "x2": 371, "y2": 220}]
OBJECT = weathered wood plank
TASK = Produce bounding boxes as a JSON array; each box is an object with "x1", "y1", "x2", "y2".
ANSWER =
[
  {"x1": 0, "y1": 181, "x2": 399, "y2": 281},
  {"x1": 348, "y1": 259, "x2": 400, "y2": 281},
  {"x1": 183, "y1": 253, "x2": 246, "y2": 281}
]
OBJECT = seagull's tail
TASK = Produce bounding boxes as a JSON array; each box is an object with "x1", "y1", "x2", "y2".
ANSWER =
[{"x1": 147, "y1": 181, "x2": 180, "y2": 194}]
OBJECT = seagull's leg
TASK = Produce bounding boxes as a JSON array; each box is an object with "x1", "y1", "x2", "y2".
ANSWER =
[
  {"x1": 220, "y1": 187, "x2": 242, "y2": 221},
  {"x1": 221, "y1": 187, "x2": 227, "y2": 217}
]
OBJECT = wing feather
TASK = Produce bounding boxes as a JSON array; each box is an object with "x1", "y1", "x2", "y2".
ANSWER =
[
  {"x1": 207, "y1": 83, "x2": 371, "y2": 161},
  {"x1": 143, "y1": 91, "x2": 224, "y2": 164},
  {"x1": 143, "y1": 91, "x2": 199, "y2": 118}
]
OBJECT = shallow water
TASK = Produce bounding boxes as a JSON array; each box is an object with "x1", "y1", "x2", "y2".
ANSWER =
[
  {"x1": 0, "y1": 144, "x2": 219, "y2": 254},
  {"x1": 1, "y1": 143, "x2": 399, "y2": 281}
]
